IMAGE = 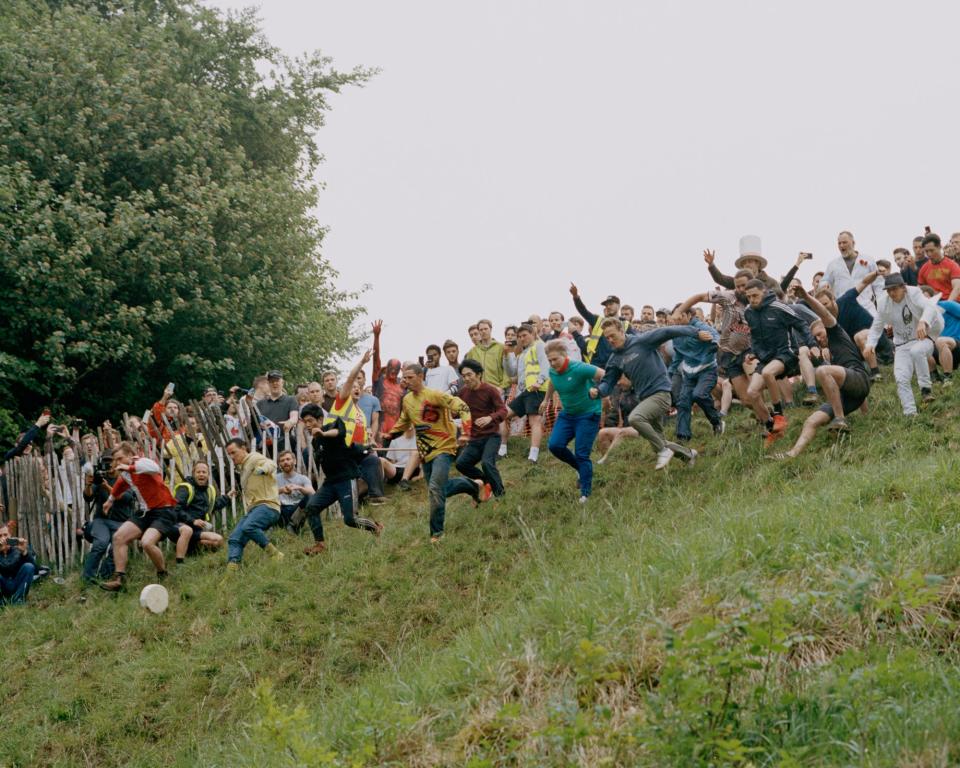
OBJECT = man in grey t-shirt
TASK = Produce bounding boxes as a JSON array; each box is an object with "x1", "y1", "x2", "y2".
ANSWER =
[
  {"x1": 276, "y1": 450, "x2": 314, "y2": 531},
  {"x1": 257, "y1": 370, "x2": 299, "y2": 448}
]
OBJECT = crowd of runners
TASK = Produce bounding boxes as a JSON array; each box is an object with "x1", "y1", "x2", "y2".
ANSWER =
[{"x1": 2, "y1": 228, "x2": 959, "y2": 601}]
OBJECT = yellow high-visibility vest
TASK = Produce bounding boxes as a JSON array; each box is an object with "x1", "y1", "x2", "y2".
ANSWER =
[
  {"x1": 174, "y1": 481, "x2": 218, "y2": 518},
  {"x1": 522, "y1": 345, "x2": 541, "y2": 390},
  {"x1": 585, "y1": 317, "x2": 628, "y2": 363},
  {"x1": 323, "y1": 396, "x2": 367, "y2": 447}
]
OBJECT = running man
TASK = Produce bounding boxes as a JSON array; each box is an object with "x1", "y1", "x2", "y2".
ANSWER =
[{"x1": 456, "y1": 359, "x2": 508, "y2": 500}]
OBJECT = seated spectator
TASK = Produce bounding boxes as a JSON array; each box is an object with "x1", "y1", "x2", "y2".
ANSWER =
[
  {"x1": 380, "y1": 427, "x2": 422, "y2": 490},
  {"x1": 0, "y1": 523, "x2": 36, "y2": 606},
  {"x1": 172, "y1": 459, "x2": 228, "y2": 559},
  {"x1": 275, "y1": 450, "x2": 314, "y2": 532}
]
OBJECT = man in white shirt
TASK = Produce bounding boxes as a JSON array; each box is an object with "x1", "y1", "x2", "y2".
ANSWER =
[
  {"x1": 864, "y1": 273, "x2": 944, "y2": 415},
  {"x1": 820, "y1": 231, "x2": 880, "y2": 314},
  {"x1": 423, "y1": 344, "x2": 460, "y2": 394}
]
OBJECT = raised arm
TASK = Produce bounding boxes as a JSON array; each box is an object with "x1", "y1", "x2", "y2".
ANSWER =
[
  {"x1": 796, "y1": 284, "x2": 836, "y2": 329},
  {"x1": 371, "y1": 320, "x2": 384, "y2": 382},
  {"x1": 854, "y1": 270, "x2": 879, "y2": 296},
  {"x1": 339, "y1": 349, "x2": 374, "y2": 401},
  {"x1": 704, "y1": 249, "x2": 735, "y2": 289},
  {"x1": 675, "y1": 290, "x2": 711, "y2": 319},
  {"x1": 569, "y1": 283, "x2": 598, "y2": 326}
]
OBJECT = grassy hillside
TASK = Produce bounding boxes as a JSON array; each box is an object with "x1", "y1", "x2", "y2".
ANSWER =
[{"x1": 4, "y1": 378, "x2": 960, "y2": 767}]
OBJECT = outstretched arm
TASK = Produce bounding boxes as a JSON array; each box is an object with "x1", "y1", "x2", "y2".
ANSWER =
[
  {"x1": 570, "y1": 283, "x2": 599, "y2": 326},
  {"x1": 796, "y1": 284, "x2": 836, "y2": 329},
  {"x1": 371, "y1": 320, "x2": 384, "y2": 382},
  {"x1": 339, "y1": 349, "x2": 374, "y2": 401},
  {"x1": 854, "y1": 270, "x2": 879, "y2": 296},
  {"x1": 704, "y1": 250, "x2": 735, "y2": 289},
  {"x1": 674, "y1": 291, "x2": 711, "y2": 319}
]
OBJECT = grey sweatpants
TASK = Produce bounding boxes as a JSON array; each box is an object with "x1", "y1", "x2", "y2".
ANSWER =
[
  {"x1": 628, "y1": 391, "x2": 694, "y2": 459},
  {"x1": 894, "y1": 338, "x2": 934, "y2": 415}
]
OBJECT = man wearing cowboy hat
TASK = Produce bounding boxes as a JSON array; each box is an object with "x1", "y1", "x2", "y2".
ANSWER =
[{"x1": 704, "y1": 235, "x2": 781, "y2": 292}]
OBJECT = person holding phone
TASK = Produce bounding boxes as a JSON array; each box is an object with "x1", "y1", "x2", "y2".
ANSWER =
[{"x1": 0, "y1": 522, "x2": 36, "y2": 605}]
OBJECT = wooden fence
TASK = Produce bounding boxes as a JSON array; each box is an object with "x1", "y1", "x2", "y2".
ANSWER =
[{"x1": 0, "y1": 403, "x2": 324, "y2": 576}]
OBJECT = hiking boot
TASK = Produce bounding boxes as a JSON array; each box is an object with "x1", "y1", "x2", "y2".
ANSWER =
[
  {"x1": 265, "y1": 543, "x2": 285, "y2": 560},
  {"x1": 303, "y1": 542, "x2": 326, "y2": 556},
  {"x1": 655, "y1": 448, "x2": 674, "y2": 470},
  {"x1": 801, "y1": 391, "x2": 819, "y2": 406},
  {"x1": 366, "y1": 495, "x2": 387, "y2": 506},
  {"x1": 99, "y1": 572, "x2": 126, "y2": 592},
  {"x1": 398, "y1": 479, "x2": 412, "y2": 491},
  {"x1": 828, "y1": 417, "x2": 850, "y2": 433},
  {"x1": 921, "y1": 389, "x2": 935, "y2": 403},
  {"x1": 713, "y1": 420, "x2": 726, "y2": 436},
  {"x1": 771, "y1": 414, "x2": 788, "y2": 433}
]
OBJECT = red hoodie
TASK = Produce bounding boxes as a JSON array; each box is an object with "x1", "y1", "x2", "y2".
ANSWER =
[{"x1": 111, "y1": 457, "x2": 176, "y2": 511}]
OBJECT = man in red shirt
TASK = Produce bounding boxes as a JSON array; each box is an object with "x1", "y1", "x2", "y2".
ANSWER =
[
  {"x1": 371, "y1": 320, "x2": 405, "y2": 439},
  {"x1": 455, "y1": 359, "x2": 508, "y2": 499},
  {"x1": 100, "y1": 442, "x2": 181, "y2": 591},
  {"x1": 918, "y1": 233, "x2": 960, "y2": 301}
]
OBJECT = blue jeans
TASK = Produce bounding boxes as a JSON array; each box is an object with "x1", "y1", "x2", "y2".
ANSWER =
[
  {"x1": 227, "y1": 504, "x2": 279, "y2": 563},
  {"x1": 456, "y1": 435, "x2": 504, "y2": 497},
  {"x1": 0, "y1": 562, "x2": 36, "y2": 605},
  {"x1": 422, "y1": 452, "x2": 478, "y2": 537},
  {"x1": 82, "y1": 518, "x2": 123, "y2": 582},
  {"x1": 547, "y1": 411, "x2": 601, "y2": 496},
  {"x1": 676, "y1": 366, "x2": 721, "y2": 440},
  {"x1": 305, "y1": 480, "x2": 378, "y2": 542}
]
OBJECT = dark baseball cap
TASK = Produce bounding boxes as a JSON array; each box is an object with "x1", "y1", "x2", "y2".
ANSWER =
[
  {"x1": 884, "y1": 274, "x2": 906, "y2": 290},
  {"x1": 656, "y1": 307, "x2": 669, "y2": 316},
  {"x1": 267, "y1": 370, "x2": 283, "y2": 380},
  {"x1": 601, "y1": 295, "x2": 621, "y2": 305}
]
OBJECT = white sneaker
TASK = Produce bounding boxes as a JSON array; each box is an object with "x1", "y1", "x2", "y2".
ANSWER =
[
  {"x1": 498, "y1": 444, "x2": 508, "y2": 457},
  {"x1": 578, "y1": 495, "x2": 588, "y2": 504},
  {"x1": 655, "y1": 448, "x2": 674, "y2": 470},
  {"x1": 687, "y1": 448, "x2": 698, "y2": 467}
]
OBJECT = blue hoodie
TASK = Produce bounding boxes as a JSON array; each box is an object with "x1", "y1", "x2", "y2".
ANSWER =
[
  {"x1": 938, "y1": 300, "x2": 960, "y2": 340},
  {"x1": 598, "y1": 326, "x2": 700, "y2": 401},
  {"x1": 672, "y1": 318, "x2": 720, "y2": 372}
]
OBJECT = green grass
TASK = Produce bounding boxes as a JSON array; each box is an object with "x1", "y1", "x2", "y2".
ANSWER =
[{"x1": 4, "y1": 378, "x2": 960, "y2": 767}]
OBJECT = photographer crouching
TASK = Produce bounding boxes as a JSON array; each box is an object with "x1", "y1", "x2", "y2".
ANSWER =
[
  {"x1": 78, "y1": 450, "x2": 136, "y2": 585},
  {"x1": 0, "y1": 522, "x2": 35, "y2": 606}
]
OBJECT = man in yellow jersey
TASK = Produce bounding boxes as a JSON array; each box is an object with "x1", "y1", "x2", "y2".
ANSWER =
[
  {"x1": 504, "y1": 323, "x2": 550, "y2": 463},
  {"x1": 385, "y1": 363, "x2": 483, "y2": 542}
]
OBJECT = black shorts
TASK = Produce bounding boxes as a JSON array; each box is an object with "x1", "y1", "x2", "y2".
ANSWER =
[
  {"x1": 717, "y1": 349, "x2": 750, "y2": 379},
  {"x1": 128, "y1": 506, "x2": 181, "y2": 539},
  {"x1": 508, "y1": 389, "x2": 545, "y2": 416},
  {"x1": 759, "y1": 354, "x2": 799, "y2": 379},
  {"x1": 817, "y1": 367, "x2": 871, "y2": 419}
]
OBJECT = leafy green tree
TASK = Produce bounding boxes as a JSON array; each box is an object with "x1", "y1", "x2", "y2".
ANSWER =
[{"x1": 0, "y1": 0, "x2": 370, "y2": 425}]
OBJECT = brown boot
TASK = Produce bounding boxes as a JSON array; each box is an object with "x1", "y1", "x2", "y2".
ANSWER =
[
  {"x1": 99, "y1": 572, "x2": 126, "y2": 592},
  {"x1": 303, "y1": 542, "x2": 326, "y2": 556}
]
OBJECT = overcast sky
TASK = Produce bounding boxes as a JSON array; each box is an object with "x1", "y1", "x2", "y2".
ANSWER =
[{"x1": 210, "y1": 0, "x2": 960, "y2": 365}]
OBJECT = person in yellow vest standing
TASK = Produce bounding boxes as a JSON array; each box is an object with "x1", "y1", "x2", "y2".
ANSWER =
[
  {"x1": 504, "y1": 323, "x2": 550, "y2": 463},
  {"x1": 569, "y1": 284, "x2": 629, "y2": 369},
  {"x1": 298, "y1": 350, "x2": 384, "y2": 555},
  {"x1": 384, "y1": 362, "x2": 482, "y2": 543}
]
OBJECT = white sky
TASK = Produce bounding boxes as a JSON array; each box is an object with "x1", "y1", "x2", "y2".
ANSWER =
[{"x1": 210, "y1": 0, "x2": 960, "y2": 365}]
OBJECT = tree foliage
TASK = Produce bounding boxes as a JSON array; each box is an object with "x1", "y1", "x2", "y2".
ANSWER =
[{"x1": 0, "y1": 0, "x2": 370, "y2": 426}]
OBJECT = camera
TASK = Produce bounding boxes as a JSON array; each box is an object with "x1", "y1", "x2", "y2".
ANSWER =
[
  {"x1": 4, "y1": 537, "x2": 22, "y2": 547},
  {"x1": 92, "y1": 454, "x2": 113, "y2": 485}
]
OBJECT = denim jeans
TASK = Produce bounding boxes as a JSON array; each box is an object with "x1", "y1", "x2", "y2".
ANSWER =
[
  {"x1": 676, "y1": 366, "x2": 721, "y2": 440},
  {"x1": 547, "y1": 411, "x2": 601, "y2": 496},
  {"x1": 358, "y1": 453, "x2": 385, "y2": 498},
  {"x1": 305, "y1": 480, "x2": 379, "y2": 542},
  {"x1": 0, "y1": 562, "x2": 36, "y2": 605},
  {"x1": 227, "y1": 504, "x2": 279, "y2": 563},
  {"x1": 82, "y1": 518, "x2": 123, "y2": 582},
  {"x1": 455, "y1": 435, "x2": 504, "y2": 497},
  {"x1": 422, "y1": 452, "x2": 477, "y2": 537}
]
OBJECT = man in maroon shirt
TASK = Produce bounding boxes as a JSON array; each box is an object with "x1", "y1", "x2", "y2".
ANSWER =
[
  {"x1": 918, "y1": 233, "x2": 960, "y2": 300},
  {"x1": 455, "y1": 359, "x2": 508, "y2": 498}
]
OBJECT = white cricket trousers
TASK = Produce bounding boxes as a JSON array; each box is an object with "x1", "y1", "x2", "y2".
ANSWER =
[{"x1": 894, "y1": 338, "x2": 934, "y2": 415}]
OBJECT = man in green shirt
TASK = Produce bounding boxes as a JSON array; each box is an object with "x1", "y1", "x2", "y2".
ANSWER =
[
  {"x1": 465, "y1": 318, "x2": 510, "y2": 455},
  {"x1": 540, "y1": 339, "x2": 604, "y2": 502}
]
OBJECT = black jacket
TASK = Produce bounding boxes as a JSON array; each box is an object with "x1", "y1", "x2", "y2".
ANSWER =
[{"x1": 745, "y1": 292, "x2": 817, "y2": 363}]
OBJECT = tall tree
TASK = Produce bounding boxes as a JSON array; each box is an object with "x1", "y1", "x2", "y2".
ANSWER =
[{"x1": 0, "y1": 0, "x2": 370, "y2": 427}]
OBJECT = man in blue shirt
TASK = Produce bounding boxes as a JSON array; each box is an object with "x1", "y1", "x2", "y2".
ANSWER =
[
  {"x1": 923, "y1": 285, "x2": 960, "y2": 386},
  {"x1": 670, "y1": 307, "x2": 723, "y2": 442},
  {"x1": 592, "y1": 317, "x2": 709, "y2": 470}
]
